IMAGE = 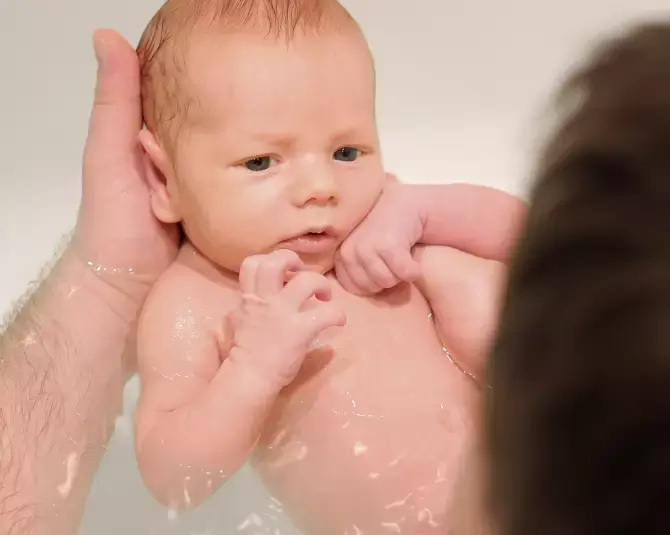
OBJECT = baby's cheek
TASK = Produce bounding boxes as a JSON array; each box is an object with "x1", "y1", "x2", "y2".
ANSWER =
[{"x1": 345, "y1": 183, "x2": 383, "y2": 226}]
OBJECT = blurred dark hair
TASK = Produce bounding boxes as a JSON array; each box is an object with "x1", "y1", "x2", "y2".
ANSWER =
[{"x1": 485, "y1": 22, "x2": 670, "y2": 535}]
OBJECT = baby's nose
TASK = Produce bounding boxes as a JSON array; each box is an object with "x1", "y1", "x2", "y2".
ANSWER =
[{"x1": 294, "y1": 168, "x2": 339, "y2": 206}]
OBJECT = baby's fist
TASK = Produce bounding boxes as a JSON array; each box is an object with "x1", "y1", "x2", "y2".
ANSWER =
[
  {"x1": 228, "y1": 250, "x2": 346, "y2": 391},
  {"x1": 335, "y1": 177, "x2": 424, "y2": 296}
]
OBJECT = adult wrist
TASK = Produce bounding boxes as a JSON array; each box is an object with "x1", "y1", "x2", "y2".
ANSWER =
[
  {"x1": 62, "y1": 239, "x2": 157, "y2": 317},
  {"x1": 13, "y1": 245, "x2": 144, "y2": 382}
]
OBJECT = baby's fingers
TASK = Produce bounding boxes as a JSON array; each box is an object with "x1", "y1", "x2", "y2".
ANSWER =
[
  {"x1": 359, "y1": 253, "x2": 398, "y2": 290},
  {"x1": 336, "y1": 257, "x2": 382, "y2": 295},
  {"x1": 281, "y1": 271, "x2": 333, "y2": 308},
  {"x1": 301, "y1": 302, "x2": 347, "y2": 338},
  {"x1": 379, "y1": 247, "x2": 422, "y2": 283}
]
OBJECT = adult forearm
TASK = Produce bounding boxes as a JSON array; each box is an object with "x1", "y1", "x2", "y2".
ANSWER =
[{"x1": 0, "y1": 246, "x2": 139, "y2": 535}]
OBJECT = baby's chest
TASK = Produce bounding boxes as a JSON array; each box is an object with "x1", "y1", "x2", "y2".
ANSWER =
[
  {"x1": 295, "y1": 283, "x2": 442, "y2": 378},
  {"x1": 252, "y1": 285, "x2": 480, "y2": 518},
  {"x1": 262, "y1": 283, "x2": 475, "y2": 432}
]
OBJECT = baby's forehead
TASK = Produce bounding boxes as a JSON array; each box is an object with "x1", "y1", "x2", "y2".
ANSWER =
[
  {"x1": 181, "y1": 29, "x2": 375, "y2": 117},
  {"x1": 138, "y1": 0, "x2": 371, "y2": 145}
]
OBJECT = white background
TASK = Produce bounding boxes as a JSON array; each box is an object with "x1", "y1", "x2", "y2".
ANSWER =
[{"x1": 1, "y1": 1, "x2": 668, "y2": 533}]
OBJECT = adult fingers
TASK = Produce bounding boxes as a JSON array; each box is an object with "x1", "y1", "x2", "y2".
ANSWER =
[{"x1": 83, "y1": 29, "x2": 142, "y2": 181}]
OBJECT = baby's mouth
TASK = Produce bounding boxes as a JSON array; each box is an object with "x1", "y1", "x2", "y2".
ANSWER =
[{"x1": 279, "y1": 228, "x2": 338, "y2": 254}]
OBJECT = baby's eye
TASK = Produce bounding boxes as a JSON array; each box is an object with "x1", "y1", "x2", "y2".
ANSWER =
[
  {"x1": 333, "y1": 147, "x2": 361, "y2": 162},
  {"x1": 244, "y1": 156, "x2": 273, "y2": 172}
]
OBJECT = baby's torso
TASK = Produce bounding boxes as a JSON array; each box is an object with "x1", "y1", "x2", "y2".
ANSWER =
[
  {"x1": 252, "y1": 279, "x2": 479, "y2": 535},
  {"x1": 171, "y1": 250, "x2": 480, "y2": 535}
]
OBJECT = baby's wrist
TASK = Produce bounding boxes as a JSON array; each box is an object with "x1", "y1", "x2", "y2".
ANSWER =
[{"x1": 225, "y1": 356, "x2": 286, "y2": 401}]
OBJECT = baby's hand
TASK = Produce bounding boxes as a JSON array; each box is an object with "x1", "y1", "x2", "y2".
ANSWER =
[
  {"x1": 335, "y1": 177, "x2": 424, "y2": 296},
  {"x1": 227, "y1": 249, "x2": 346, "y2": 391}
]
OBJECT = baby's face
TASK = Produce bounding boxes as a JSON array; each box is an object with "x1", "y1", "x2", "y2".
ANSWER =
[{"x1": 162, "y1": 27, "x2": 385, "y2": 274}]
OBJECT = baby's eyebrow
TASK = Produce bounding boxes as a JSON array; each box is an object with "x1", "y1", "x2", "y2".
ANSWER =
[{"x1": 236, "y1": 129, "x2": 298, "y2": 148}]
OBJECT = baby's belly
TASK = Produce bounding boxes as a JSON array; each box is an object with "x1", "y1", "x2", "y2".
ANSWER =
[{"x1": 251, "y1": 322, "x2": 480, "y2": 535}]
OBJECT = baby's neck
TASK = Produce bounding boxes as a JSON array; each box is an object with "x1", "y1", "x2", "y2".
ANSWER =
[
  {"x1": 176, "y1": 240, "x2": 337, "y2": 290},
  {"x1": 177, "y1": 240, "x2": 240, "y2": 289}
]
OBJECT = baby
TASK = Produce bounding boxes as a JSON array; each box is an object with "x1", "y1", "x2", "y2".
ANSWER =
[{"x1": 133, "y1": 0, "x2": 524, "y2": 533}]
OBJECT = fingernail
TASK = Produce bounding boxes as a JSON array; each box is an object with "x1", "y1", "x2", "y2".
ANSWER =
[{"x1": 93, "y1": 31, "x2": 106, "y2": 69}]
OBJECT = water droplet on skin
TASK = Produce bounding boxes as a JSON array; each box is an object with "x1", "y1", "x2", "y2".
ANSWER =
[
  {"x1": 434, "y1": 462, "x2": 447, "y2": 483},
  {"x1": 19, "y1": 333, "x2": 36, "y2": 348},
  {"x1": 268, "y1": 441, "x2": 309, "y2": 469},
  {"x1": 417, "y1": 508, "x2": 439, "y2": 527},
  {"x1": 57, "y1": 452, "x2": 80, "y2": 498},
  {"x1": 269, "y1": 428, "x2": 288, "y2": 449},
  {"x1": 353, "y1": 442, "x2": 368, "y2": 456},
  {"x1": 388, "y1": 455, "x2": 403, "y2": 467},
  {"x1": 385, "y1": 492, "x2": 413, "y2": 510}
]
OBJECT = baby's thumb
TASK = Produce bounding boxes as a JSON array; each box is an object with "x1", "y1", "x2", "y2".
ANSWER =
[{"x1": 394, "y1": 252, "x2": 423, "y2": 282}]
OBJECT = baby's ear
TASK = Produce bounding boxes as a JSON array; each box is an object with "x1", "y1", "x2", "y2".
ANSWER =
[{"x1": 138, "y1": 129, "x2": 182, "y2": 224}]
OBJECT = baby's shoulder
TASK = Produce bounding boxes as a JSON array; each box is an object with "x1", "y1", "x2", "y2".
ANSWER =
[{"x1": 139, "y1": 259, "x2": 240, "y2": 343}]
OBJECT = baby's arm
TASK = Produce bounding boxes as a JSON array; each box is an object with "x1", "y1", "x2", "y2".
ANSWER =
[
  {"x1": 135, "y1": 249, "x2": 345, "y2": 511},
  {"x1": 414, "y1": 245, "x2": 505, "y2": 385},
  {"x1": 406, "y1": 182, "x2": 527, "y2": 263},
  {"x1": 335, "y1": 180, "x2": 526, "y2": 296},
  {"x1": 134, "y1": 274, "x2": 279, "y2": 510}
]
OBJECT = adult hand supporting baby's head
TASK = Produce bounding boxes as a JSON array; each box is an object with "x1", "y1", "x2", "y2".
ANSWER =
[{"x1": 73, "y1": 29, "x2": 179, "y2": 306}]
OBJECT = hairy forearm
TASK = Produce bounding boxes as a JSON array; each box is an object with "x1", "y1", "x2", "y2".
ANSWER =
[
  {"x1": 137, "y1": 359, "x2": 280, "y2": 510},
  {"x1": 411, "y1": 183, "x2": 527, "y2": 262},
  {"x1": 0, "y1": 246, "x2": 140, "y2": 535}
]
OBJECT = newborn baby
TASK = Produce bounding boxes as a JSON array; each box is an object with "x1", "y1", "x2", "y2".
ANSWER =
[{"x1": 133, "y1": 0, "x2": 523, "y2": 533}]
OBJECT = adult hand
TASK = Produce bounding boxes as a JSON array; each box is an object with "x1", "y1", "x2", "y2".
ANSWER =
[
  {"x1": 0, "y1": 30, "x2": 180, "y2": 535},
  {"x1": 74, "y1": 29, "x2": 178, "y2": 304}
]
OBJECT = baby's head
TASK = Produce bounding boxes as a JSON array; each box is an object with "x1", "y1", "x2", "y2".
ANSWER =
[{"x1": 137, "y1": 0, "x2": 386, "y2": 274}]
